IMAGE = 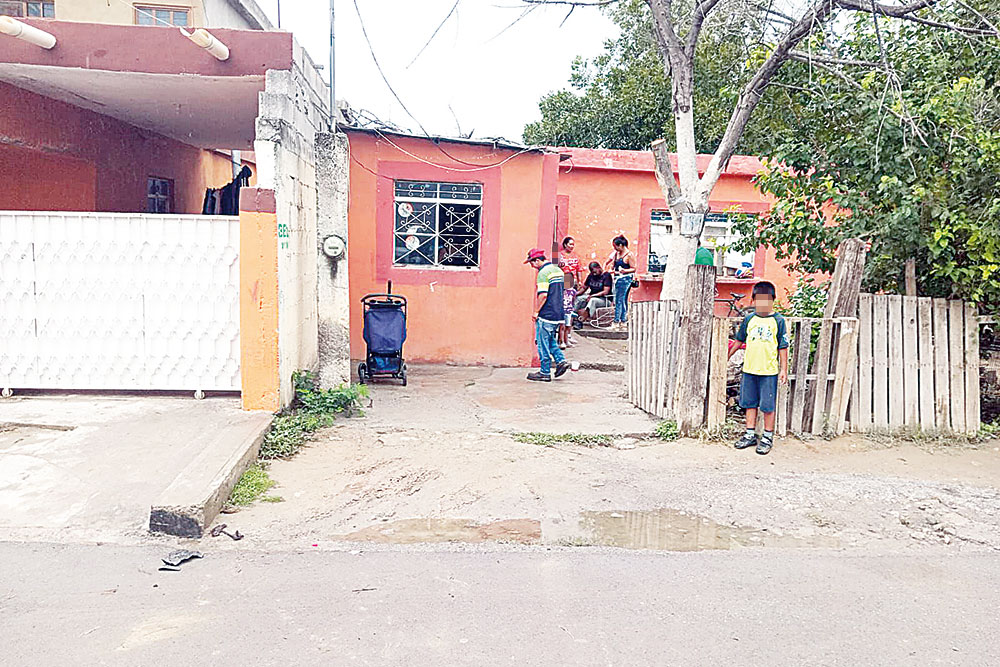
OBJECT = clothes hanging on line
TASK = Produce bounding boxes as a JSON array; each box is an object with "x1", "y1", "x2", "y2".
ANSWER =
[{"x1": 202, "y1": 165, "x2": 253, "y2": 216}]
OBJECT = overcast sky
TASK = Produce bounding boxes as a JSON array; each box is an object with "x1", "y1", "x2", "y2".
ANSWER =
[{"x1": 257, "y1": 0, "x2": 618, "y2": 141}]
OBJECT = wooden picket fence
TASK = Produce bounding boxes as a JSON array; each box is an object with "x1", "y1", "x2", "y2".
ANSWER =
[
  {"x1": 851, "y1": 294, "x2": 980, "y2": 435},
  {"x1": 706, "y1": 317, "x2": 859, "y2": 436},
  {"x1": 627, "y1": 300, "x2": 681, "y2": 418}
]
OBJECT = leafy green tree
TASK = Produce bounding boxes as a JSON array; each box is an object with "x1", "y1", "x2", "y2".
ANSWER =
[
  {"x1": 519, "y1": 0, "x2": 996, "y2": 300},
  {"x1": 732, "y1": 15, "x2": 1000, "y2": 307}
]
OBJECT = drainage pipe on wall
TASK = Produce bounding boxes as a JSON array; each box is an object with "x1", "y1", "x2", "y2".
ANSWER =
[
  {"x1": 0, "y1": 16, "x2": 57, "y2": 49},
  {"x1": 180, "y1": 28, "x2": 229, "y2": 61}
]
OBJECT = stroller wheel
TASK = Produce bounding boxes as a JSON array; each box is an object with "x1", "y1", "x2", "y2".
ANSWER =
[
  {"x1": 400, "y1": 364, "x2": 407, "y2": 387},
  {"x1": 358, "y1": 363, "x2": 368, "y2": 384}
]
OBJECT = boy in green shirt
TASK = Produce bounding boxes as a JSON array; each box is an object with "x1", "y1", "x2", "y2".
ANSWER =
[{"x1": 727, "y1": 281, "x2": 789, "y2": 455}]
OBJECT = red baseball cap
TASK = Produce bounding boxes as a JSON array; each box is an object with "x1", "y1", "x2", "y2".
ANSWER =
[{"x1": 524, "y1": 248, "x2": 546, "y2": 263}]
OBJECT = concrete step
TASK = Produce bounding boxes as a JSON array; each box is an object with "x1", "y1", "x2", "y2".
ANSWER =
[
  {"x1": 149, "y1": 411, "x2": 272, "y2": 538},
  {"x1": 576, "y1": 327, "x2": 628, "y2": 341}
]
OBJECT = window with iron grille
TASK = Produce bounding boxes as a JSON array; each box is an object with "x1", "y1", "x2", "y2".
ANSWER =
[
  {"x1": 393, "y1": 180, "x2": 482, "y2": 268},
  {"x1": 647, "y1": 210, "x2": 756, "y2": 273},
  {"x1": 147, "y1": 177, "x2": 174, "y2": 214},
  {"x1": 0, "y1": 1, "x2": 55, "y2": 17},
  {"x1": 134, "y1": 4, "x2": 189, "y2": 26}
]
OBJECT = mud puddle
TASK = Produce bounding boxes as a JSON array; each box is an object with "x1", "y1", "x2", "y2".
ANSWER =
[
  {"x1": 545, "y1": 509, "x2": 839, "y2": 551},
  {"x1": 336, "y1": 509, "x2": 838, "y2": 551}
]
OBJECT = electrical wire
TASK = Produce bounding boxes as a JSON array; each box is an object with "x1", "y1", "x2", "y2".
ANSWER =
[{"x1": 373, "y1": 129, "x2": 537, "y2": 173}]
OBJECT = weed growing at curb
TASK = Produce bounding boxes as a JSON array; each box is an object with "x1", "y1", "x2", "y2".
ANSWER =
[
  {"x1": 513, "y1": 432, "x2": 613, "y2": 448},
  {"x1": 259, "y1": 371, "x2": 368, "y2": 460},
  {"x1": 655, "y1": 420, "x2": 679, "y2": 441},
  {"x1": 228, "y1": 370, "x2": 368, "y2": 509},
  {"x1": 229, "y1": 463, "x2": 276, "y2": 506}
]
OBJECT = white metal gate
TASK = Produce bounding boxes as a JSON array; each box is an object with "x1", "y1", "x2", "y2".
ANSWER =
[{"x1": 0, "y1": 211, "x2": 241, "y2": 392}]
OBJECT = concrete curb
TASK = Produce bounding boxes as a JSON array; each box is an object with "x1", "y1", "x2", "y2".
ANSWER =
[
  {"x1": 576, "y1": 329, "x2": 628, "y2": 341},
  {"x1": 579, "y1": 361, "x2": 625, "y2": 372},
  {"x1": 149, "y1": 412, "x2": 273, "y2": 538}
]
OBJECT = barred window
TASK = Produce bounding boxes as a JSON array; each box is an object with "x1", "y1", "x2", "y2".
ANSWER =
[{"x1": 393, "y1": 180, "x2": 482, "y2": 268}]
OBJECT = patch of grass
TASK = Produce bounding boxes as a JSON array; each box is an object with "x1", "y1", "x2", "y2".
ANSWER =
[
  {"x1": 863, "y1": 426, "x2": 987, "y2": 450},
  {"x1": 654, "y1": 420, "x2": 679, "y2": 441},
  {"x1": 696, "y1": 416, "x2": 745, "y2": 442},
  {"x1": 258, "y1": 371, "x2": 368, "y2": 460},
  {"x1": 229, "y1": 463, "x2": 276, "y2": 506},
  {"x1": 261, "y1": 495, "x2": 284, "y2": 503},
  {"x1": 513, "y1": 432, "x2": 613, "y2": 448}
]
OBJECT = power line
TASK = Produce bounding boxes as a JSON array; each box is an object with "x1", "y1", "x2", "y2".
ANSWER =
[{"x1": 350, "y1": 0, "x2": 430, "y2": 136}]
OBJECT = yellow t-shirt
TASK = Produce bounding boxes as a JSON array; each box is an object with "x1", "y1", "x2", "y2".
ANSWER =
[{"x1": 735, "y1": 313, "x2": 789, "y2": 376}]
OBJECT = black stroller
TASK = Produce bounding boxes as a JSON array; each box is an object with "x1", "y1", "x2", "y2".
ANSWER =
[{"x1": 358, "y1": 282, "x2": 408, "y2": 386}]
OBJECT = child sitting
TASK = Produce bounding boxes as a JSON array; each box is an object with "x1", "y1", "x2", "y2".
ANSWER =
[{"x1": 727, "y1": 281, "x2": 789, "y2": 455}]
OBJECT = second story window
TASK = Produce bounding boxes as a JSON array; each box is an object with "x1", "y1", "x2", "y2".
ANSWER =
[
  {"x1": 0, "y1": 1, "x2": 55, "y2": 17},
  {"x1": 135, "y1": 4, "x2": 189, "y2": 26}
]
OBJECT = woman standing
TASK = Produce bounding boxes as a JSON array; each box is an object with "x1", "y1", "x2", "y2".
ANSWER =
[
  {"x1": 556, "y1": 236, "x2": 581, "y2": 286},
  {"x1": 605, "y1": 235, "x2": 636, "y2": 331}
]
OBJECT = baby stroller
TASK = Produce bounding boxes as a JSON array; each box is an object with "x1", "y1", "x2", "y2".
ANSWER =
[{"x1": 358, "y1": 282, "x2": 408, "y2": 386}]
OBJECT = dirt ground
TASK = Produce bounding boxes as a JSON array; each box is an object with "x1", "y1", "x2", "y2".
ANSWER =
[{"x1": 226, "y1": 365, "x2": 1000, "y2": 554}]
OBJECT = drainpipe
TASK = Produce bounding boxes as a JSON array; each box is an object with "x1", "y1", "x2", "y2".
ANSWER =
[
  {"x1": 181, "y1": 28, "x2": 230, "y2": 61},
  {"x1": 0, "y1": 16, "x2": 56, "y2": 49}
]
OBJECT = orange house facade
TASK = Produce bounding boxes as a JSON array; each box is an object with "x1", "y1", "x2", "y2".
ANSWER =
[{"x1": 345, "y1": 130, "x2": 801, "y2": 367}]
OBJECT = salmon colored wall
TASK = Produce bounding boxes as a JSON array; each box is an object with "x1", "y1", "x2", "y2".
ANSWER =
[
  {"x1": 346, "y1": 131, "x2": 555, "y2": 366},
  {"x1": 0, "y1": 82, "x2": 240, "y2": 214},
  {"x1": 555, "y1": 165, "x2": 803, "y2": 314},
  {"x1": 0, "y1": 144, "x2": 97, "y2": 211},
  {"x1": 239, "y1": 188, "x2": 280, "y2": 411}
]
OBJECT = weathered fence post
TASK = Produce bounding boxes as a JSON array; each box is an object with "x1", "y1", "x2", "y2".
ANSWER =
[
  {"x1": 809, "y1": 238, "x2": 867, "y2": 434},
  {"x1": 672, "y1": 264, "x2": 716, "y2": 435}
]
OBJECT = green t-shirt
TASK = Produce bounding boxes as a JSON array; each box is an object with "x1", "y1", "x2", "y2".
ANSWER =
[
  {"x1": 734, "y1": 312, "x2": 789, "y2": 376},
  {"x1": 694, "y1": 247, "x2": 714, "y2": 266}
]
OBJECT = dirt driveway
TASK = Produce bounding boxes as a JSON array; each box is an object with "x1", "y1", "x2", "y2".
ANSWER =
[{"x1": 227, "y1": 365, "x2": 1000, "y2": 553}]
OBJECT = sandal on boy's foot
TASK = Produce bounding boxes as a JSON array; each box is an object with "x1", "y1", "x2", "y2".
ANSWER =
[
  {"x1": 526, "y1": 372, "x2": 551, "y2": 382},
  {"x1": 554, "y1": 361, "x2": 571, "y2": 378},
  {"x1": 756, "y1": 434, "x2": 774, "y2": 455},
  {"x1": 734, "y1": 432, "x2": 757, "y2": 450}
]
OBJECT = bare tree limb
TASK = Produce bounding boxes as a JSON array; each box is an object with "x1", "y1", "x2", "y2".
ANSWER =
[
  {"x1": 836, "y1": 0, "x2": 999, "y2": 35},
  {"x1": 697, "y1": 0, "x2": 839, "y2": 201},
  {"x1": 789, "y1": 51, "x2": 883, "y2": 68},
  {"x1": 407, "y1": 0, "x2": 461, "y2": 69},
  {"x1": 686, "y1": 0, "x2": 724, "y2": 55}
]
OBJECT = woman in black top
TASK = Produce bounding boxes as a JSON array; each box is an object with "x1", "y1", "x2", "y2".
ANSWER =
[{"x1": 604, "y1": 235, "x2": 636, "y2": 330}]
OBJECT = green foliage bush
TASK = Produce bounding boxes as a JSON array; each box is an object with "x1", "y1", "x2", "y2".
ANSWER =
[{"x1": 654, "y1": 420, "x2": 679, "y2": 441}]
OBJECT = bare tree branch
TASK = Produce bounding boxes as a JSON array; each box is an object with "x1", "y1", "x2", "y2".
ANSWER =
[
  {"x1": 789, "y1": 51, "x2": 883, "y2": 68},
  {"x1": 836, "y1": 0, "x2": 999, "y2": 35},
  {"x1": 686, "y1": 0, "x2": 724, "y2": 55}
]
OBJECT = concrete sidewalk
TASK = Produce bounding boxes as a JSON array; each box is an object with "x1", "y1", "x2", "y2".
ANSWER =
[{"x1": 0, "y1": 396, "x2": 270, "y2": 542}]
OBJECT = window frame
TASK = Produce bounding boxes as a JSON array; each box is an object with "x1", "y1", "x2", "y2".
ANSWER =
[
  {"x1": 638, "y1": 198, "x2": 769, "y2": 277},
  {"x1": 146, "y1": 176, "x2": 175, "y2": 214},
  {"x1": 0, "y1": 1, "x2": 55, "y2": 17},
  {"x1": 392, "y1": 179, "x2": 484, "y2": 270},
  {"x1": 134, "y1": 3, "x2": 190, "y2": 26}
]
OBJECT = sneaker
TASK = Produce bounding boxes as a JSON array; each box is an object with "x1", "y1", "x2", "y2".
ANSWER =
[
  {"x1": 526, "y1": 371, "x2": 551, "y2": 382},
  {"x1": 734, "y1": 432, "x2": 757, "y2": 450},
  {"x1": 559, "y1": 342, "x2": 567, "y2": 349},
  {"x1": 554, "y1": 361, "x2": 571, "y2": 378},
  {"x1": 756, "y1": 434, "x2": 774, "y2": 455}
]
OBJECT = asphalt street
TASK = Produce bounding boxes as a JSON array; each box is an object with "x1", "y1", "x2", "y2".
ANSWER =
[{"x1": 2, "y1": 541, "x2": 998, "y2": 666}]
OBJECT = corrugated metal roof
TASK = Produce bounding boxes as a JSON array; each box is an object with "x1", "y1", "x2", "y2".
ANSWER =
[{"x1": 341, "y1": 125, "x2": 546, "y2": 153}]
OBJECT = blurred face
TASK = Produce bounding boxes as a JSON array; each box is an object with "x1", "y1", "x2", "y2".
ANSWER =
[
  {"x1": 590, "y1": 264, "x2": 602, "y2": 276},
  {"x1": 529, "y1": 258, "x2": 545, "y2": 270},
  {"x1": 753, "y1": 294, "x2": 774, "y2": 313},
  {"x1": 563, "y1": 239, "x2": 575, "y2": 253},
  {"x1": 613, "y1": 241, "x2": 624, "y2": 252}
]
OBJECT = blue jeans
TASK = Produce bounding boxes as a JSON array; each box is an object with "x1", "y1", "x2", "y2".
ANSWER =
[
  {"x1": 614, "y1": 275, "x2": 633, "y2": 323},
  {"x1": 739, "y1": 373, "x2": 779, "y2": 413},
  {"x1": 535, "y1": 319, "x2": 565, "y2": 375}
]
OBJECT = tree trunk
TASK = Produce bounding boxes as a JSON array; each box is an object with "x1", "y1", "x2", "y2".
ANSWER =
[{"x1": 904, "y1": 259, "x2": 917, "y2": 296}]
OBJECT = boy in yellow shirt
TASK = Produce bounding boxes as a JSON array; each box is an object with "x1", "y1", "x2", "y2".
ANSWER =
[{"x1": 728, "y1": 281, "x2": 789, "y2": 455}]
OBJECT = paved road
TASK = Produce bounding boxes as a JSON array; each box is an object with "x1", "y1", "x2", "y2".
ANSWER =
[{"x1": 2, "y1": 541, "x2": 997, "y2": 665}]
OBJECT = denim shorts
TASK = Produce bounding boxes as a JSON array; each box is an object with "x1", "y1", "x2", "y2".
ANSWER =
[{"x1": 739, "y1": 372, "x2": 778, "y2": 413}]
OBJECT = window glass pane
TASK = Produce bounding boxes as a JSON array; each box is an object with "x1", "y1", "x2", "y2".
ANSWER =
[
  {"x1": 173, "y1": 10, "x2": 187, "y2": 26},
  {"x1": 136, "y1": 9, "x2": 154, "y2": 25},
  {"x1": 42, "y1": 2, "x2": 54, "y2": 17},
  {"x1": 0, "y1": 1, "x2": 24, "y2": 16},
  {"x1": 394, "y1": 234, "x2": 434, "y2": 265},
  {"x1": 155, "y1": 9, "x2": 170, "y2": 23},
  {"x1": 27, "y1": 3, "x2": 41, "y2": 17},
  {"x1": 395, "y1": 181, "x2": 438, "y2": 199},
  {"x1": 148, "y1": 179, "x2": 159, "y2": 196}
]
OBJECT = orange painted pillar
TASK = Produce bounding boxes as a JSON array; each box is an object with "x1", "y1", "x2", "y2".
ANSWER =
[{"x1": 239, "y1": 188, "x2": 280, "y2": 411}]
